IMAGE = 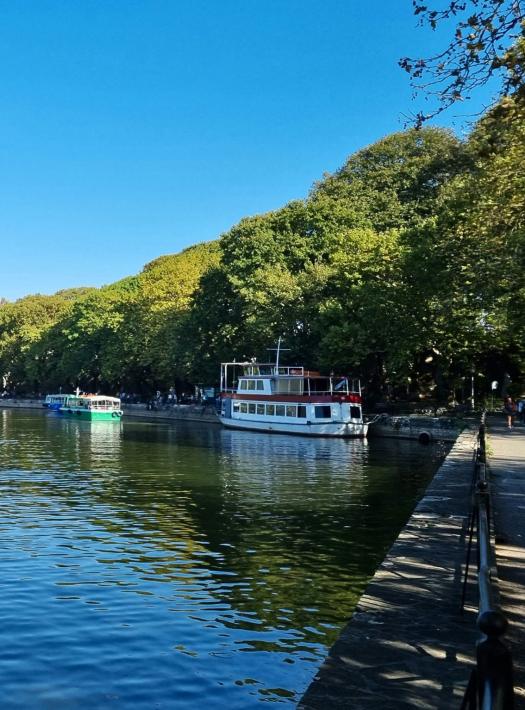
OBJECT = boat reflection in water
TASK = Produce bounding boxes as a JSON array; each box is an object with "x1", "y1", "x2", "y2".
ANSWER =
[
  {"x1": 46, "y1": 414, "x2": 124, "y2": 474},
  {"x1": 218, "y1": 425, "x2": 369, "y2": 482}
]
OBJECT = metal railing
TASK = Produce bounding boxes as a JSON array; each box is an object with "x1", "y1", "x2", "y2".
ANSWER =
[{"x1": 460, "y1": 417, "x2": 514, "y2": 709}]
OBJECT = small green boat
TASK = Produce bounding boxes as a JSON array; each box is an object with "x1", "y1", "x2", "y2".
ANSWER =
[{"x1": 60, "y1": 395, "x2": 123, "y2": 421}]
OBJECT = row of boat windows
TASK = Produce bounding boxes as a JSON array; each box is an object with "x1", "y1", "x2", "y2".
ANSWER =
[
  {"x1": 239, "y1": 380, "x2": 266, "y2": 391},
  {"x1": 233, "y1": 402, "x2": 362, "y2": 419},
  {"x1": 234, "y1": 402, "x2": 307, "y2": 418},
  {"x1": 238, "y1": 379, "x2": 304, "y2": 394},
  {"x1": 237, "y1": 378, "x2": 351, "y2": 394}
]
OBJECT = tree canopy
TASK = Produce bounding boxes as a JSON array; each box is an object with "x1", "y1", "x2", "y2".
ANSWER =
[{"x1": 0, "y1": 99, "x2": 523, "y2": 404}]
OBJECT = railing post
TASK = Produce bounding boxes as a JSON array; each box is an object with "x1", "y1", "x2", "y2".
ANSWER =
[{"x1": 476, "y1": 611, "x2": 514, "y2": 710}]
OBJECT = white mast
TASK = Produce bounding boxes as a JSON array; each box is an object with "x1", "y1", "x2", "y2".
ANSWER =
[
  {"x1": 275, "y1": 336, "x2": 281, "y2": 373},
  {"x1": 268, "y1": 337, "x2": 289, "y2": 374}
]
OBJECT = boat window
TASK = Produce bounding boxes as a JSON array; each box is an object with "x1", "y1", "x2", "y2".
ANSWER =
[
  {"x1": 297, "y1": 405, "x2": 306, "y2": 418},
  {"x1": 286, "y1": 405, "x2": 296, "y2": 417},
  {"x1": 233, "y1": 402, "x2": 240, "y2": 412},
  {"x1": 310, "y1": 379, "x2": 330, "y2": 393},
  {"x1": 274, "y1": 379, "x2": 304, "y2": 394},
  {"x1": 275, "y1": 404, "x2": 285, "y2": 416},
  {"x1": 248, "y1": 403, "x2": 256, "y2": 414},
  {"x1": 256, "y1": 380, "x2": 264, "y2": 391},
  {"x1": 240, "y1": 381, "x2": 247, "y2": 391},
  {"x1": 334, "y1": 378, "x2": 349, "y2": 393},
  {"x1": 314, "y1": 405, "x2": 332, "y2": 419},
  {"x1": 266, "y1": 404, "x2": 275, "y2": 416},
  {"x1": 240, "y1": 402, "x2": 248, "y2": 413},
  {"x1": 350, "y1": 406, "x2": 361, "y2": 419},
  {"x1": 256, "y1": 404, "x2": 265, "y2": 415},
  {"x1": 289, "y1": 379, "x2": 302, "y2": 394}
]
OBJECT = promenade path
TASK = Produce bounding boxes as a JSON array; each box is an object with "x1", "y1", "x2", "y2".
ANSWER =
[{"x1": 299, "y1": 418, "x2": 525, "y2": 709}]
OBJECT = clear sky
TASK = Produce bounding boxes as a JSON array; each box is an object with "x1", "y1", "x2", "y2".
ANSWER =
[{"x1": 0, "y1": 1, "x2": 496, "y2": 301}]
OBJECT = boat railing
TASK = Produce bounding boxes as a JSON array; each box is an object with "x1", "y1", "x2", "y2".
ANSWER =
[
  {"x1": 220, "y1": 388, "x2": 362, "y2": 398},
  {"x1": 220, "y1": 363, "x2": 362, "y2": 396},
  {"x1": 460, "y1": 416, "x2": 514, "y2": 710},
  {"x1": 88, "y1": 402, "x2": 120, "y2": 411}
]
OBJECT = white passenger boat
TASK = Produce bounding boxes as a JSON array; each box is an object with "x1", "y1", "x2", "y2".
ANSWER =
[
  {"x1": 59, "y1": 395, "x2": 123, "y2": 421},
  {"x1": 218, "y1": 342, "x2": 367, "y2": 438}
]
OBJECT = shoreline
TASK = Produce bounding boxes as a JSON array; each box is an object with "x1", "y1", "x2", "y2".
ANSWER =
[
  {"x1": 0, "y1": 399, "x2": 470, "y2": 440},
  {"x1": 0, "y1": 399, "x2": 220, "y2": 424},
  {"x1": 0, "y1": 398, "x2": 470, "y2": 444}
]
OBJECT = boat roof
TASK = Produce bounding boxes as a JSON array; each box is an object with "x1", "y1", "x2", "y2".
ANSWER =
[
  {"x1": 221, "y1": 362, "x2": 345, "y2": 379},
  {"x1": 221, "y1": 361, "x2": 288, "y2": 367},
  {"x1": 77, "y1": 395, "x2": 121, "y2": 402}
]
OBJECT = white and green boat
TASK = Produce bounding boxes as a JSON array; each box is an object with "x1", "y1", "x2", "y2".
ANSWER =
[{"x1": 59, "y1": 395, "x2": 123, "y2": 421}]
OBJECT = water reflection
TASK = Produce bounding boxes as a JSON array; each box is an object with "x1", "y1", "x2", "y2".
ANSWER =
[{"x1": 0, "y1": 409, "x2": 447, "y2": 708}]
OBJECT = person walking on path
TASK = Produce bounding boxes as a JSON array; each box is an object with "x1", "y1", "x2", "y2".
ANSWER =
[
  {"x1": 504, "y1": 395, "x2": 516, "y2": 429},
  {"x1": 518, "y1": 397, "x2": 525, "y2": 424}
]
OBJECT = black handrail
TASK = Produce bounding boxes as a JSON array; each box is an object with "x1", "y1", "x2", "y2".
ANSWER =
[{"x1": 461, "y1": 417, "x2": 514, "y2": 709}]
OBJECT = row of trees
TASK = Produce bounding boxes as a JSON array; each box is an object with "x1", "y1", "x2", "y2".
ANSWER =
[{"x1": 1, "y1": 94, "x2": 523, "y2": 403}]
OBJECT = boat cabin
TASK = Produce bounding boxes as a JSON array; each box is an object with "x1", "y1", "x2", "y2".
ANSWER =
[
  {"x1": 43, "y1": 394, "x2": 72, "y2": 409},
  {"x1": 221, "y1": 362, "x2": 362, "y2": 400},
  {"x1": 66, "y1": 395, "x2": 122, "y2": 411}
]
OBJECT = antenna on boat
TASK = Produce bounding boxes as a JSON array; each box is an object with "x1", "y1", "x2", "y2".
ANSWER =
[{"x1": 267, "y1": 337, "x2": 289, "y2": 374}]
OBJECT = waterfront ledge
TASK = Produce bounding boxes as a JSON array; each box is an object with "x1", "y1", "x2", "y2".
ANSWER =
[{"x1": 299, "y1": 429, "x2": 479, "y2": 709}]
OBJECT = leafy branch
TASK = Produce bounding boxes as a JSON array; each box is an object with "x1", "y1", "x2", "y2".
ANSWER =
[{"x1": 400, "y1": 0, "x2": 525, "y2": 125}]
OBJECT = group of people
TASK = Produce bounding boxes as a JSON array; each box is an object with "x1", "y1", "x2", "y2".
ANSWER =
[{"x1": 503, "y1": 395, "x2": 525, "y2": 429}]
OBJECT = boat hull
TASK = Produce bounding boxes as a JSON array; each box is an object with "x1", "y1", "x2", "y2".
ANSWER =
[
  {"x1": 60, "y1": 408, "x2": 122, "y2": 421},
  {"x1": 219, "y1": 416, "x2": 367, "y2": 438}
]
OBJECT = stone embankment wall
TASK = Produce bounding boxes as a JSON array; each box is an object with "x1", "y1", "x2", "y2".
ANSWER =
[
  {"x1": 122, "y1": 403, "x2": 219, "y2": 424},
  {"x1": 0, "y1": 398, "x2": 43, "y2": 409},
  {"x1": 299, "y1": 429, "x2": 480, "y2": 709},
  {"x1": 0, "y1": 398, "x2": 220, "y2": 424}
]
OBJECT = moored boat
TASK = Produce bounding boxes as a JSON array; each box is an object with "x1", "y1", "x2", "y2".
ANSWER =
[
  {"x1": 218, "y1": 343, "x2": 367, "y2": 438},
  {"x1": 43, "y1": 394, "x2": 74, "y2": 411},
  {"x1": 59, "y1": 395, "x2": 123, "y2": 421}
]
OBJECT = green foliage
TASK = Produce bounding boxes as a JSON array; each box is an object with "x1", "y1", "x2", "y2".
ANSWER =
[
  {"x1": 314, "y1": 128, "x2": 463, "y2": 231},
  {"x1": 0, "y1": 244, "x2": 219, "y2": 394},
  {"x1": 0, "y1": 292, "x2": 82, "y2": 391},
  {"x1": 424, "y1": 94, "x2": 525, "y2": 381}
]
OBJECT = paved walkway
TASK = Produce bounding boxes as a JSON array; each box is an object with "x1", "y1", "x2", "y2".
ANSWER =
[{"x1": 487, "y1": 415, "x2": 525, "y2": 706}]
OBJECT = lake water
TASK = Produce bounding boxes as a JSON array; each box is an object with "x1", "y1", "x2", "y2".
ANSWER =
[{"x1": 0, "y1": 409, "x2": 448, "y2": 708}]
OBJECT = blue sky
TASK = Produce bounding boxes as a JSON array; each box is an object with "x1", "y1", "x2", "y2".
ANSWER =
[{"x1": 0, "y1": 1, "x2": 497, "y2": 301}]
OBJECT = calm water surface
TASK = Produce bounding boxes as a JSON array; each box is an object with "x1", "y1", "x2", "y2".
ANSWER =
[{"x1": 0, "y1": 409, "x2": 448, "y2": 708}]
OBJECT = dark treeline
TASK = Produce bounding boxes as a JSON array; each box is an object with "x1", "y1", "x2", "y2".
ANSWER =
[{"x1": 1, "y1": 95, "x2": 523, "y2": 404}]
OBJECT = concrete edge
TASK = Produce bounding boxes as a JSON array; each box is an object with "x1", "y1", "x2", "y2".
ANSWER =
[{"x1": 298, "y1": 429, "x2": 479, "y2": 709}]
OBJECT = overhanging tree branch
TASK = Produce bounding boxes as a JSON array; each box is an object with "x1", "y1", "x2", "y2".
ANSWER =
[{"x1": 400, "y1": 0, "x2": 525, "y2": 125}]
